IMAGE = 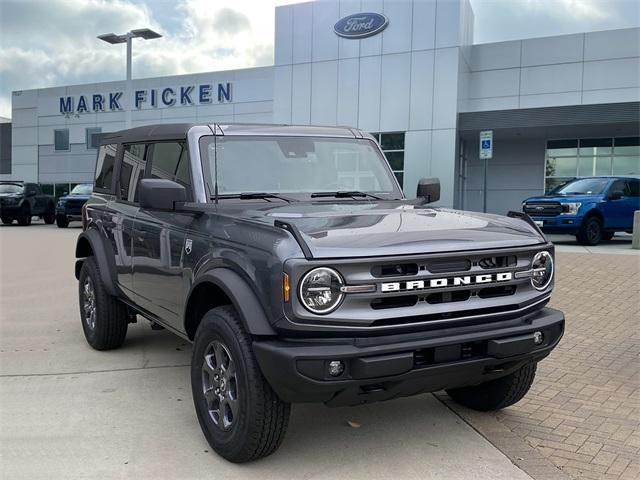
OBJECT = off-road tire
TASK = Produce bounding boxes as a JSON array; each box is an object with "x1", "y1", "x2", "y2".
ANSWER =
[
  {"x1": 43, "y1": 206, "x2": 56, "y2": 224},
  {"x1": 78, "y1": 256, "x2": 128, "y2": 350},
  {"x1": 576, "y1": 215, "x2": 603, "y2": 246},
  {"x1": 56, "y1": 215, "x2": 69, "y2": 228},
  {"x1": 446, "y1": 362, "x2": 537, "y2": 411},
  {"x1": 17, "y1": 205, "x2": 31, "y2": 226},
  {"x1": 1, "y1": 216, "x2": 12, "y2": 225},
  {"x1": 191, "y1": 306, "x2": 290, "y2": 463}
]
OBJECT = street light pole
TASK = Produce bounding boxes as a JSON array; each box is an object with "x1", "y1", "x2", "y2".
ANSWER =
[{"x1": 97, "y1": 29, "x2": 162, "y2": 129}]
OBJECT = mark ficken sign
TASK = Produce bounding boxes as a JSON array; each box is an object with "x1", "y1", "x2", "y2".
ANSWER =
[{"x1": 59, "y1": 82, "x2": 232, "y2": 115}]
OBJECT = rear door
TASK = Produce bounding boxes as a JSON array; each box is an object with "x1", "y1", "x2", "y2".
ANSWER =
[
  {"x1": 131, "y1": 141, "x2": 193, "y2": 328},
  {"x1": 112, "y1": 143, "x2": 149, "y2": 293}
]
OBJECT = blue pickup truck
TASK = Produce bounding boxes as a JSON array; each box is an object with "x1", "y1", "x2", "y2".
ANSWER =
[{"x1": 522, "y1": 176, "x2": 639, "y2": 245}]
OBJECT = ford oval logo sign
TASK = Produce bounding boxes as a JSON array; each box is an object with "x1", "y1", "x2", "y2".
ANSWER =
[{"x1": 334, "y1": 12, "x2": 388, "y2": 39}]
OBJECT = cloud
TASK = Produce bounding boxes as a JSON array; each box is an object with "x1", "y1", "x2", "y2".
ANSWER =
[{"x1": 0, "y1": 0, "x2": 301, "y2": 117}]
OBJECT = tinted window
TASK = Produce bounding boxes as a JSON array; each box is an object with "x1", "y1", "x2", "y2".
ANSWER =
[
  {"x1": 149, "y1": 142, "x2": 191, "y2": 189},
  {"x1": 95, "y1": 144, "x2": 117, "y2": 192},
  {"x1": 86, "y1": 128, "x2": 102, "y2": 149},
  {"x1": 54, "y1": 129, "x2": 69, "y2": 151},
  {"x1": 609, "y1": 180, "x2": 630, "y2": 196},
  {"x1": 627, "y1": 179, "x2": 639, "y2": 197},
  {"x1": 120, "y1": 143, "x2": 148, "y2": 202}
]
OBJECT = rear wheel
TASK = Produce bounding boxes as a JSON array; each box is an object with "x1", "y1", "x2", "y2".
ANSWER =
[
  {"x1": 78, "y1": 257, "x2": 128, "y2": 350},
  {"x1": 576, "y1": 216, "x2": 603, "y2": 245},
  {"x1": 1, "y1": 216, "x2": 12, "y2": 225},
  {"x1": 191, "y1": 306, "x2": 290, "y2": 463},
  {"x1": 446, "y1": 363, "x2": 537, "y2": 411},
  {"x1": 16, "y1": 205, "x2": 31, "y2": 226},
  {"x1": 56, "y1": 215, "x2": 69, "y2": 228}
]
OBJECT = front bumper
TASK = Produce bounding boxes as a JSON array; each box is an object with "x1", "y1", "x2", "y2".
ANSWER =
[
  {"x1": 0, "y1": 203, "x2": 22, "y2": 216},
  {"x1": 530, "y1": 215, "x2": 582, "y2": 234},
  {"x1": 253, "y1": 307, "x2": 564, "y2": 406}
]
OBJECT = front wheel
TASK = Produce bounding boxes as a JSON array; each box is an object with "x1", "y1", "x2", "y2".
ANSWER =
[
  {"x1": 56, "y1": 215, "x2": 69, "y2": 228},
  {"x1": 446, "y1": 362, "x2": 537, "y2": 411},
  {"x1": 43, "y1": 206, "x2": 56, "y2": 224},
  {"x1": 191, "y1": 306, "x2": 290, "y2": 463},
  {"x1": 576, "y1": 216, "x2": 603, "y2": 246},
  {"x1": 16, "y1": 205, "x2": 31, "y2": 226},
  {"x1": 78, "y1": 257, "x2": 128, "y2": 350}
]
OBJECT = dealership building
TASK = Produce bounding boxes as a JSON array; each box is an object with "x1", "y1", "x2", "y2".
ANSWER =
[{"x1": 2, "y1": 0, "x2": 639, "y2": 212}]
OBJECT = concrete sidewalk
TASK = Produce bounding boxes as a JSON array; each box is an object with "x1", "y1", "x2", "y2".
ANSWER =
[{"x1": 0, "y1": 224, "x2": 533, "y2": 480}]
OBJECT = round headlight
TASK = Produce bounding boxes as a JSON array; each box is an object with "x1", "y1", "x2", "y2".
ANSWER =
[
  {"x1": 531, "y1": 251, "x2": 553, "y2": 291},
  {"x1": 299, "y1": 267, "x2": 344, "y2": 314}
]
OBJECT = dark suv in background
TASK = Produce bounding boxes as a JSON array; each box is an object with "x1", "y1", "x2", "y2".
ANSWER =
[
  {"x1": 523, "y1": 176, "x2": 640, "y2": 245},
  {"x1": 0, "y1": 181, "x2": 56, "y2": 226},
  {"x1": 74, "y1": 123, "x2": 564, "y2": 463},
  {"x1": 56, "y1": 183, "x2": 93, "y2": 228}
]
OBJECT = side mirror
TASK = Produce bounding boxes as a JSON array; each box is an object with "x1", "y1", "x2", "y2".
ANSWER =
[
  {"x1": 138, "y1": 178, "x2": 186, "y2": 210},
  {"x1": 417, "y1": 177, "x2": 440, "y2": 203},
  {"x1": 608, "y1": 190, "x2": 624, "y2": 201}
]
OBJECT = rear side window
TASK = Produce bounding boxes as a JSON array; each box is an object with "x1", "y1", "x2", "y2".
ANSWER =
[
  {"x1": 148, "y1": 142, "x2": 191, "y2": 190},
  {"x1": 120, "y1": 143, "x2": 148, "y2": 202},
  {"x1": 94, "y1": 144, "x2": 117, "y2": 192},
  {"x1": 628, "y1": 179, "x2": 639, "y2": 197}
]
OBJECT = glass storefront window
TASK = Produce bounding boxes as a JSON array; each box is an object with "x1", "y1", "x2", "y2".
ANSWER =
[
  {"x1": 612, "y1": 156, "x2": 640, "y2": 175},
  {"x1": 40, "y1": 184, "x2": 54, "y2": 196},
  {"x1": 371, "y1": 132, "x2": 405, "y2": 188},
  {"x1": 54, "y1": 183, "x2": 70, "y2": 200},
  {"x1": 545, "y1": 137, "x2": 639, "y2": 192}
]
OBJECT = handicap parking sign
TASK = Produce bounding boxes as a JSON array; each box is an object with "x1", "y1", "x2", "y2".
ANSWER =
[{"x1": 479, "y1": 131, "x2": 493, "y2": 159}]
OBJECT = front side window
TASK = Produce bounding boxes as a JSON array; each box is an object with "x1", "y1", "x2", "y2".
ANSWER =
[
  {"x1": 148, "y1": 142, "x2": 191, "y2": 189},
  {"x1": 119, "y1": 144, "x2": 148, "y2": 202},
  {"x1": 94, "y1": 144, "x2": 117, "y2": 192},
  {"x1": 54, "y1": 129, "x2": 69, "y2": 151},
  {"x1": 199, "y1": 136, "x2": 400, "y2": 199}
]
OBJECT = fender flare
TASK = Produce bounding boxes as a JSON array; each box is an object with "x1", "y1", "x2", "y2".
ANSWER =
[
  {"x1": 188, "y1": 269, "x2": 277, "y2": 336},
  {"x1": 75, "y1": 227, "x2": 119, "y2": 297}
]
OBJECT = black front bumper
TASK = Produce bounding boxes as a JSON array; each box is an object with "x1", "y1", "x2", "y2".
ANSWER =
[{"x1": 253, "y1": 307, "x2": 564, "y2": 406}]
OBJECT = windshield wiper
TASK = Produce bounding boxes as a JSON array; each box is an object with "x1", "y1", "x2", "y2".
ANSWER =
[
  {"x1": 215, "y1": 192, "x2": 297, "y2": 203},
  {"x1": 310, "y1": 190, "x2": 383, "y2": 200}
]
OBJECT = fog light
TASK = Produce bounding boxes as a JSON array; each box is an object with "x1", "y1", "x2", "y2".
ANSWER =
[
  {"x1": 533, "y1": 331, "x2": 544, "y2": 345},
  {"x1": 328, "y1": 360, "x2": 345, "y2": 377}
]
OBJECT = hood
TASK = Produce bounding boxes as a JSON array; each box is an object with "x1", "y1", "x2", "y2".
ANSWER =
[
  {"x1": 525, "y1": 194, "x2": 603, "y2": 204},
  {"x1": 222, "y1": 200, "x2": 545, "y2": 258},
  {"x1": 59, "y1": 194, "x2": 91, "y2": 201}
]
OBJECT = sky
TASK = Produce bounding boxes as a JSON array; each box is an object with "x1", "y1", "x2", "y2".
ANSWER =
[{"x1": 0, "y1": 0, "x2": 639, "y2": 118}]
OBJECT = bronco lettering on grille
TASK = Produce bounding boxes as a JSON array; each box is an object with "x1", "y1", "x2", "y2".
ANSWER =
[{"x1": 380, "y1": 272, "x2": 513, "y2": 293}]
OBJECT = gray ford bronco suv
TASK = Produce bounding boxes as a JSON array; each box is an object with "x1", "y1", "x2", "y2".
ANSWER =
[{"x1": 75, "y1": 123, "x2": 564, "y2": 463}]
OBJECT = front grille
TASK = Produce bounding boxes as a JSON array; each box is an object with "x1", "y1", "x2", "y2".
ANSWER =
[
  {"x1": 524, "y1": 202, "x2": 562, "y2": 216},
  {"x1": 289, "y1": 245, "x2": 552, "y2": 330}
]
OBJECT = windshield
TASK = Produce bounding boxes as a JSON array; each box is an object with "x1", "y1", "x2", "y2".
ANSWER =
[
  {"x1": 552, "y1": 178, "x2": 610, "y2": 195},
  {"x1": 0, "y1": 184, "x2": 23, "y2": 194},
  {"x1": 70, "y1": 184, "x2": 93, "y2": 195},
  {"x1": 199, "y1": 136, "x2": 400, "y2": 199}
]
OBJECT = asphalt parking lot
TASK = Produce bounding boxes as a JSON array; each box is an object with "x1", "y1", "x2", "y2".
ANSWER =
[{"x1": 0, "y1": 222, "x2": 534, "y2": 480}]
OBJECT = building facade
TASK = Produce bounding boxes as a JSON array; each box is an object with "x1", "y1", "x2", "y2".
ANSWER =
[{"x1": 4, "y1": 0, "x2": 639, "y2": 212}]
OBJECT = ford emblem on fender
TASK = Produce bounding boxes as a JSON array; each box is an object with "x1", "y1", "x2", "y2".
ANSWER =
[{"x1": 334, "y1": 12, "x2": 389, "y2": 39}]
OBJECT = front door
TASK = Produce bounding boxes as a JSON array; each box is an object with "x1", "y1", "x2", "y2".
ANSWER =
[{"x1": 131, "y1": 141, "x2": 193, "y2": 329}]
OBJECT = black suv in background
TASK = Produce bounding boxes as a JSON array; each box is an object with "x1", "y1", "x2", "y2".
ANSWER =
[
  {"x1": 56, "y1": 183, "x2": 93, "y2": 228},
  {"x1": 74, "y1": 124, "x2": 564, "y2": 463},
  {"x1": 0, "y1": 181, "x2": 55, "y2": 226}
]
